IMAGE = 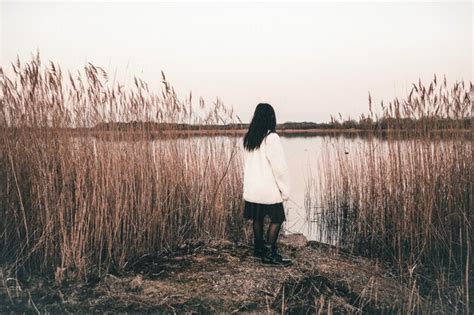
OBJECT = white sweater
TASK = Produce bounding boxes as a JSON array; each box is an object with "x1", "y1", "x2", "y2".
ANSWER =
[{"x1": 243, "y1": 132, "x2": 290, "y2": 204}]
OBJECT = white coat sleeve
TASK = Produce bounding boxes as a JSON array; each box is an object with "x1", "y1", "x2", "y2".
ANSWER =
[{"x1": 264, "y1": 133, "x2": 290, "y2": 201}]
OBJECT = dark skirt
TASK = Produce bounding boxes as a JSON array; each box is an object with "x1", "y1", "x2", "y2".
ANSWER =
[{"x1": 243, "y1": 200, "x2": 286, "y2": 224}]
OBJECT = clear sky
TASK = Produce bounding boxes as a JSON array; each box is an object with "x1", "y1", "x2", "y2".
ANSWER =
[{"x1": 1, "y1": 0, "x2": 472, "y2": 123}]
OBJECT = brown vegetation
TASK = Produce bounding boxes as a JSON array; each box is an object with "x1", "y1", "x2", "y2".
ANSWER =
[
  {"x1": 1, "y1": 53, "x2": 471, "y2": 313},
  {"x1": 0, "y1": 54, "x2": 244, "y2": 281},
  {"x1": 309, "y1": 75, "x2": 473, "y2": 313}
]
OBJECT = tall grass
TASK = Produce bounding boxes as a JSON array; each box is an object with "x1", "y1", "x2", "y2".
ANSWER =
[
  {"x1": 310, "y1": 76, "x2": 472, "y2": 313},
  {"x1": 0, "y1": 53, "x2": 244, "y2": 281}
]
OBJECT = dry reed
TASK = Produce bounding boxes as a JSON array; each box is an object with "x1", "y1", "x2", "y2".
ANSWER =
[
  {"x1": 0, "y1": 53, "x2": 244, "y2": 281},
  {"x1": 309, "y1": 75, "x2": 472, "y2": 313}
]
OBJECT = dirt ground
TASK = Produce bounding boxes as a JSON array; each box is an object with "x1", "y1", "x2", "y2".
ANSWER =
[{"x1": 0, "y1": 235, "x2": 419, "y2": 314}]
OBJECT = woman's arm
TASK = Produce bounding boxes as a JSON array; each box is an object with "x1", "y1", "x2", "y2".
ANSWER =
[{"x1": 264, "y1": 132, "x2": 290, "y2": 201}]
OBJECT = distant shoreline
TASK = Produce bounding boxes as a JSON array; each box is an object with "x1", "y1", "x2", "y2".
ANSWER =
[{"x1": 1, "y1": 127, "x2": 470, "y2": 139}]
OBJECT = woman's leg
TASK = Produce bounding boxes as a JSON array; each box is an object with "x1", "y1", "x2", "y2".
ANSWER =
[
  {"x1": 252, "y1": 218, "x2": 267, "y2": 257},
  {"x1": 262, "y1": 219, "x2": 292, "y2": 266},
  {"x1": 252, "y1": 218, "x2": 264, "y2": 241},
  {"x1": 266, "y1": 222, "x2": 282, "y2": 252}
]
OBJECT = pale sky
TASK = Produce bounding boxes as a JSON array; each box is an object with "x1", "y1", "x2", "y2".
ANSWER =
[{"x1": 1, "y1": 1, "x2": 472, "y2": 123}]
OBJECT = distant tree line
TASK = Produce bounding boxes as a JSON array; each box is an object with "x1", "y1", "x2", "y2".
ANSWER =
[
  {"x1": 94, "y1": 117, "x2": 471, "y2": 132},
  {"x1": 329, "y1": 117, "x2": 471, "y2": 130}
]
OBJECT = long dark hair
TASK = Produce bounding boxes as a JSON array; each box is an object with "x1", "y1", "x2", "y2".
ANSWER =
[{"x1": 243, "y1": 103, "x2": 277, "y2": 151}]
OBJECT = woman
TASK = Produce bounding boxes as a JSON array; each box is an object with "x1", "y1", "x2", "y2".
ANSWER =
[{"x1": 243, "y1": 103, "x2": 292, "y2": 266}]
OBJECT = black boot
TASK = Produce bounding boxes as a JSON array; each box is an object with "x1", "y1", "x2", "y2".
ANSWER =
[
  {"x1": 253, "y1": 239, "x2": 269, "y2": 258},
  {"x1": 261, "y1": 244, "x2": 292, "y2": 267}
]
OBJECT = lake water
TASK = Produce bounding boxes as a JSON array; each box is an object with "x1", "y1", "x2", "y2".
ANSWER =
[
  {"x1": 237, "y1": 134, "x2": 470, "y2": 242},
  {"x1": 253, "y1": 135, "x2": 360, "y2": 242},
  {"x1": 264, "y1": 136, "x2": 325, "y2": 240},
  {"x1": 91, "y1": 132, "x2": 470, "y2": 243},
  {"x1": 92, "y1": 134, "x2": 339, "y2": 242},
  {"x1": 236, "y1": 135, "x2": 361, "y2": 242}
]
